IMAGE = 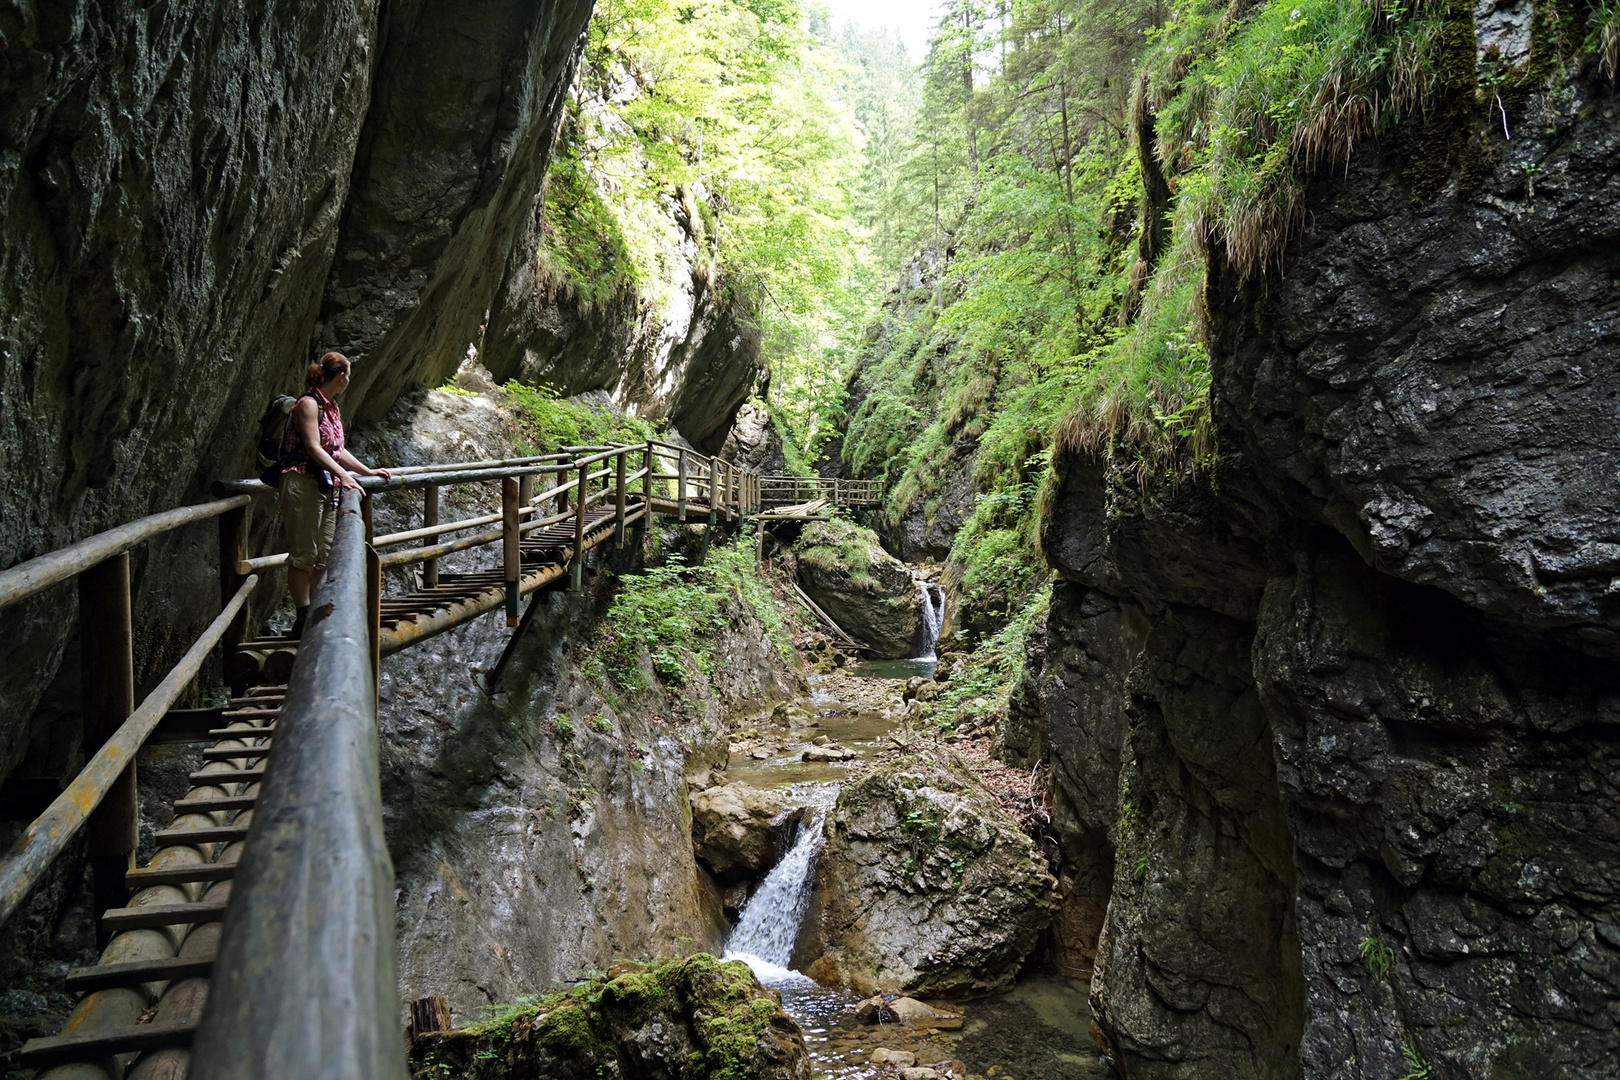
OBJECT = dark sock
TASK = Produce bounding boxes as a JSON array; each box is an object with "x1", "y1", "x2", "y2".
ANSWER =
[{"x1": 291, "y1": 605, "x2": 309, "y2": 639}]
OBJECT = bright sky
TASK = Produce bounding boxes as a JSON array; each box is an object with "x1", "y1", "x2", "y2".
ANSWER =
[{"x1": 815, "y1": 0, "x2": 943, "y2": 62}]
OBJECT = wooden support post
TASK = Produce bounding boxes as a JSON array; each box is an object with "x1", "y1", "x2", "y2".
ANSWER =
[
  {"x1": 407, "y1": 996, "x2": 451, "y2": 1053},
  {"x1": 677, "y1": 450, "x2": 688, "y2": 523},
  {"x1": 570, "y1": 462, "x2": 587, "y2": 592},
  {"x1": 361, "y1": 491, "x2": 375, "y2": 545},
  {"x1": 502, "y1": 478, "x2": 521, "y2": 625},
  {"x1": 218, "y1": 502, "x2": 250, "y2": 657},
  {"x1": 79, "y1": 553, "x2": 136, "y2": 931},
  {"x1": 614, "y1": 451, "x2": 627, "y2": 548},
  {"x1": 422, "y1": 485, "x2": 440, "y2": 589}
]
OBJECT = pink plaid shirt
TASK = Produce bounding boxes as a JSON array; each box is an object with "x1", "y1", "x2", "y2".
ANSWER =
[{"x1": 281, "y1": 389, "x2": 345, "y2": 477}]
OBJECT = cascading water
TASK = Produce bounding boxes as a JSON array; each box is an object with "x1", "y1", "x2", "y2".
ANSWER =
[
  {"x1": 724, "y1": 786, "x2": 836, "y2": 984},
  {"x1": 913, "y1": 581, "x2": 945, "y2": 660}
]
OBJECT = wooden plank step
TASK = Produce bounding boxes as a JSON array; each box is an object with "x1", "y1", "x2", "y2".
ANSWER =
[
  {"x1": 19, "y1": 1018, "x2": 196, "y2": 1066},
  {"x1": 188, "y1": 768, "x2": 264, "y2": 784},
  {"x1": 101, "y1": 900, "x2": 227, "y2": 932},
  {"x1": 126, "y1": 863, "x2": 234, "y2": 888},
  {"x1": 221, "y1": 707, "x2": 279, "y2": 719},
  {"x1": 207, "y1": 724, "x2": 273, "y2": 737},
  {"x1": 200, "y1": 744, "x2": 269, "y2": 761},
  {"x1": 246, "y1": 685, "x2": 288, "y2": 695},
  {"x1": 151, "y1": 824, "x2": 250, "y2": 846},
  {"x1": 228, "y1": 694, "x2": 284, "y2": 705},
  {"x1": 172, "y1": 795, "x2": 256, "y2": 813},
  {"x1": 64, "y1": 952, "x2": 215, "y2": 992}
]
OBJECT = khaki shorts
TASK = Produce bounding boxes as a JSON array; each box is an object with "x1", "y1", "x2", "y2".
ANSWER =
[{"x1": 280, "y1": 471, "x2": 337, "y2": 572}]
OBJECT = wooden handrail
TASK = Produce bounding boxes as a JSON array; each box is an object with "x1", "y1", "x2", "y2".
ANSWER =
[
  {"x1": 0, "y1": 495, "x2": 252, "y2": 610},
  {"x1": 0, "y1": 574, "x2": 259, "y2": 925},
  {"x1": 190, "y1": 490, "x2": 406, "y2": 1079}
]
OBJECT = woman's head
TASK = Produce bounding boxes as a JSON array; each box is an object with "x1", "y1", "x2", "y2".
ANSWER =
[{"x1": 306, "y1": 351, "x2": 352, "y2": 394}]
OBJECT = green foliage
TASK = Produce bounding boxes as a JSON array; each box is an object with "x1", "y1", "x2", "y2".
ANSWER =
[
  {"x1": 1399, "y1": 1042, "x2": 1433, "y2": 1080},
  {"x1": 1359, "y1": 934, "x2": 1395, "y2": 980},
  {"x1": 600, "y1": 556, "x2": 729, "y2": 690},
  {"x1": 597, "y1": 540, "x2": 796, "y2": 692},
  {"x1": 499, "y1": 381, "x2": 656, "y2": 452},
  {"x1": 578, "y1": 0, "x2": 884, "y2": 442},
  {"x1": 935, "y1": 586, "x2": 1051, "y2": 722},
  {"x1": 1591, "y1": 0, "x2": 1620, "y2": 80},
  {"x1": 536, "y1": 144, "x2": 640, "y2": 313}
]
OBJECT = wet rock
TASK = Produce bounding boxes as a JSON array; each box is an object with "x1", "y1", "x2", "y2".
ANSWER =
[
  {"x1": 903, "y1": 677, "x2": 926, "y2": 702},
  {"x1": 409, "y1": 953, "x2": 810, "y2": 1080},
  {"x1": 887, "y1": 998, "x2": 963, "y2": 1029},
  {"x1": 690, "y1": 782, "x2": 806, "y2": 881},
  {"x1": 898, "y1": 1068, "x2": 940, "y2": 1080},
  {"x1": 690, "y1": 780, "x2": 803, "y2": 880},
  {"x1": 801, "y1": 745, "x2": 856, "y2": 762},
  {"x1": 1028, "y1": 79, "x2": 1620, "y2": 1080},
  {"x1": 808, "y1": 752, "x2": 1057, "y2": 996},
  {"x1": 795, "y1": 520, "x2": 921, "y2": 658},
  {"x1": 869, "y1": 1048, "x2": 916, "y2": 1067}
]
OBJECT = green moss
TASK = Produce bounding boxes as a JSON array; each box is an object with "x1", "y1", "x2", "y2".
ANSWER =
[
  {"x1": 535, "y1": 126, "x2": 640, "y2": 315},
  {"x1": 796, "y1": 518, "x2": 891, "y2": 592},
  {"x1": 499, "y1": 380, "x2": 656, "y2": 453}
]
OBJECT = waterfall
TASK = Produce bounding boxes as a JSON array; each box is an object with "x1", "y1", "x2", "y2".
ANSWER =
[
  {"x1": 724, "y1": 805, "x2": 828, "y2": 984},
  {"x1": 913, "y1": 581, "x2": 944, "y2": 660}
]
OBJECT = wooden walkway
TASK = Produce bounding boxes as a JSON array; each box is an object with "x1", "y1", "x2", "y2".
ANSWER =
[{"x1": 0, "y1": 440, "x2": 881, "y2": 1078}]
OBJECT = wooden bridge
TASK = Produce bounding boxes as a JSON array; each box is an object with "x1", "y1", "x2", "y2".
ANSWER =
[{"x1": 0, "y1": 441, "x2": 868, "y2": 1078}]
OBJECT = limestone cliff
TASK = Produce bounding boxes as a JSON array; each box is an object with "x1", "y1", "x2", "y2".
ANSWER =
[{"x1": 1020, "y1": 59, "x2": 1620, "y2": 1080}]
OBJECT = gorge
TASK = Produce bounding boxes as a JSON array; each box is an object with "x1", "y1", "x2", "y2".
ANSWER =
[{"x1": 1, "y1": 0, "x2": 1617, "y2": 1078}]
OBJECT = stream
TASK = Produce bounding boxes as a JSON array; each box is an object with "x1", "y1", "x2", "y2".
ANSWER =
[{"x1": 719, "y1": 667, "x2": 1113, "y2": 1080}]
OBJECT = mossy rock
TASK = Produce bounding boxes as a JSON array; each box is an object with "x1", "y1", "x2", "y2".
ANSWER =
[
  {"x1": 794, "y1": 519, "x2": 920, "y2": 659},
  {"x1": 411, "y1": 953, "x2": 809, "y2": 1080},
  {"x1": 813, "y1": 751, "x2": 1057, "y2": 996}
]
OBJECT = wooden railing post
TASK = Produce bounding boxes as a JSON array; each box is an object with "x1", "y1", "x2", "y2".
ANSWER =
[
  {"x1": 614, "y1": 450, "x2": 627, "y2": 548},
  {"x1": 677, "y1": 449, "x2": 688, "y2": 523},
  {"x1": 218, "y1": 502, "x2": 250, "y2": 656},
  {"x1": 502, "y1": 478, "x2": 521, "y2": 625},
  {"x1": 570, "y1": 460, "x2": 588, "y2": 591},
  {"x1": 422, "y1": 484, "x2": 439, "y2": 589},
  {"x1": 78, "y1": 552, "x2": 136, "y2": 930}
]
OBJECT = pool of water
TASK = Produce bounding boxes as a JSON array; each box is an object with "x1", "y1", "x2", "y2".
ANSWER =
[
  {"x1": 748, "y1": 967, "x2": 1112, "y2": 1080},
  {"x1": 723, "y1": 708, "x2": 898, "y2": 788},
  {"x1": 847, "y1": 658, "x2": 936, "y2": 680}
]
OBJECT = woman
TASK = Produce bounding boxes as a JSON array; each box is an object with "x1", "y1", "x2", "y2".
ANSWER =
[{"x1": 280, "y1": 351, "x2": 391, "y2": 637}]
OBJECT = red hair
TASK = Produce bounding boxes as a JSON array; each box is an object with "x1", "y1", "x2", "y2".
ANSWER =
[{"x1": 306, "y1": 351, "x2": 350, "y2": 389}]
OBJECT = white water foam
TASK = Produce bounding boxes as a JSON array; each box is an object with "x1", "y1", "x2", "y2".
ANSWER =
[
  {"x1": 724, "y1": 789, "x2": 835, "y2": 987},
  {"x1": 913, "y1": 581, "x2": 945, "y2": 660}
]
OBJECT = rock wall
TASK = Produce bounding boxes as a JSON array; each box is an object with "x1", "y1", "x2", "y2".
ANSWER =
[
  {"x1": 478, "y1": 74, "x2": 766, "y2": 453},
  {"x1": 0, "y1": 0, "x2": 595, "y2": 784},
  {"x1": 1024, "y1": 66, "x2": 1620, "y2": 1080}
]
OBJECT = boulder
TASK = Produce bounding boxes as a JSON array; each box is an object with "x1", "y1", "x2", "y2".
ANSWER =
[
  {"x1": 811, "y1": 753, "x2": 1057, "y2": 996},
  {"x1": 690, "y1": 783, "x2": 805, "y2": 880},
  {"x1": 801, "y1": 745, "x2": 855, "y2": 762},
  {"x1": 409, "y1": 953, "x2": 810, "y2": 1080},
  {"x1": 795, "y1": 520, "x2": 920, "y2": 659},
  {"x1": 869, "y1": 1048, "x2": 916, "y2": 1067}
]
